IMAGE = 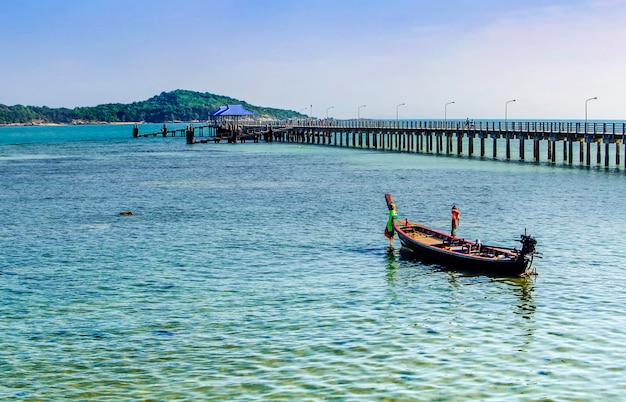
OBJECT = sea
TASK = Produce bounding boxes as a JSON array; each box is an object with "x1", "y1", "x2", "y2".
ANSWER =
[{"x1": 1, "y1": 123, "x2": 625, "y2": 401}]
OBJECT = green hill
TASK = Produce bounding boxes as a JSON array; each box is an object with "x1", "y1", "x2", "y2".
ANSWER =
[{"x1": 0, "y1": 90, "x2": 306, "y2": 124}]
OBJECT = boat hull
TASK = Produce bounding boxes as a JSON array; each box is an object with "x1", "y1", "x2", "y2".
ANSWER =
[{"x1": 394, "y1": 220, "x2": 530, "y2": 277}]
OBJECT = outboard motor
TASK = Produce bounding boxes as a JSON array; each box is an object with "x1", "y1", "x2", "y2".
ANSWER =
[{"x1": 519, "y1": 234, "x2": 537, "y2": 256}]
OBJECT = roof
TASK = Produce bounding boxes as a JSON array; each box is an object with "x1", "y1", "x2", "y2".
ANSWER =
[{"x1": 209, "y1": 104, "x2": 253, "y2": 117}]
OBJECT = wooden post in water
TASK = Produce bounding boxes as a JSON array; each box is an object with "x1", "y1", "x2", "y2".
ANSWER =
[
  {"x1": 431, "y1": 133, "x2": 436, "y2": 153},
  {"x1": 605, "y1": 139, "x2": 610, "y2": 168},
  {"x1": 492, "y1": 135, "x2": 497, "y2": 159},
  {"x1": 506, "y1": 135, "x2": 511, "y2": 160},
  {"x1": 185, "y1": 125, "x2": 195, "y2": 144},
  {"x1": 397, "y1": 132, "x2": 401, "y2": 151},
  {"x1": 519, "y1": 135, "x2": 525, "y2": 161},
  {"x1": 478, "y1": 135, "x2": 483, "y2": 157},
  {"x1": 132, "y1": 124, "x2": 139, "y2": 138},
  {"x1": 535, "y1": 136, "x2": 541, "y2": 162},
  {"x1": 579, "y1": 140, "x2": 584, "y2": 164},
  {"x1": 568, "y1": 138, "x2": 573, "y2": 165},
  {"x1": 547, "y1": 138, "x2": 552, "y2": 161}
]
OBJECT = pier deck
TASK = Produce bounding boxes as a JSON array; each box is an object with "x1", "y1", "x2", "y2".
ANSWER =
[{"x1": 134, "y1": 119, "x2": 626, "y2": 169}]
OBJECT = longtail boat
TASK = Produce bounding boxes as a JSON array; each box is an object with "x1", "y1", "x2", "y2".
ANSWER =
[{"x1": 385, "y1": 194, "x2": 538, "y2": 277}]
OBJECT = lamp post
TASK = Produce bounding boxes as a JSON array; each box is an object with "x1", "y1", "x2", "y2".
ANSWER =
[
  {"x1": 444, "y1": 101, "x2": 455, "y2": 127},
  {"x1": 310, "y1": 104, "x2": 313, "y2": 119},
  {"x1": 396, "y1": 103, "x2": 405, "y2": 120},
  {"x1": 358, "y1": 105, "x2": 366, "y2": 119},
  {"x1": 504, "y1": 99, "x2": 516, "y2": 129},
  {"x1": 585, "y1": 97, "x2": 597, "y2": 133},
  {"x1": 326, "y1": 106, "x2": 334, "y2": 119}
]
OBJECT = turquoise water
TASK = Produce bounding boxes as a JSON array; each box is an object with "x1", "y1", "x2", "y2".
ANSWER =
[{"x1": 1, "y1": 124, "x2": 625, "y2": 400}]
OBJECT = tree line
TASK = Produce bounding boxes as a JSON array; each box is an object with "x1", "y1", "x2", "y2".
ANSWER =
[{"x1": 0, "y1": 90, "x2": 304, "y2": 124}]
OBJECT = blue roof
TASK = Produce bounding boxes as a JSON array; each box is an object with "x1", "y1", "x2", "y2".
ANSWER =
[
  {"x1": 210, "y1": 104, "x2": 253, "y2": 116},
  {"x1": 211, "y1": 106, "x2": 228, "y2": 116}
]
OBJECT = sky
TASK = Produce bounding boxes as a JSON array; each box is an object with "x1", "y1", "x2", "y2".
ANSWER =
[{"x1": 1, "y1": 0, "x2": 625, "y2": 120}]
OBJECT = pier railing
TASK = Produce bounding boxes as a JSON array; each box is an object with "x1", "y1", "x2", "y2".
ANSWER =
[{"x1": 288, "y1": 119, "x2": 626, "y2": 136}]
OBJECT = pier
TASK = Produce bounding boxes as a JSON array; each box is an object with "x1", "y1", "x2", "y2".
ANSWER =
[
  {"x1": 133, "y1": 119, "x2": 626, "y2": 169},
  {"x1": 132, "y1": 122, "x2": 265, "y2": 144}
]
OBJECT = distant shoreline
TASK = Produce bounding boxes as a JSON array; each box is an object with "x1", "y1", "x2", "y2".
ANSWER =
[{"x1": 0, "y1": 121, "x2": 144, "y2": 127}]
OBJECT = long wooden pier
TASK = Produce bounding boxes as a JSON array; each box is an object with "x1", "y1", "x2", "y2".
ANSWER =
[{"x1": 134, "y1": 119, "x2": 626, "y2": 169}]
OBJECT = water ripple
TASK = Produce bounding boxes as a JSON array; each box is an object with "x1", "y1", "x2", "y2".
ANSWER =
[{"x1": 1, "y1": 127, "x2": 626, "y2": 400}]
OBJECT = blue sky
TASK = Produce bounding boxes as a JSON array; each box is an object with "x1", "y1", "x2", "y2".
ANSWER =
[{"x1": 1, "y1": 0, "x2": 625, "y2": 119}]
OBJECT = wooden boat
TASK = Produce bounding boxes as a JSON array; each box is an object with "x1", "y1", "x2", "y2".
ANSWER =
[{"x1": 385, "y1": 194, "x2": 538, "y2": 277}]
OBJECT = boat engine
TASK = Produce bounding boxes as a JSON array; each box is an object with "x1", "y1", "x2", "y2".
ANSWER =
[{"x1": 519, "y1": 234, "x2": 537, "y2": 256}]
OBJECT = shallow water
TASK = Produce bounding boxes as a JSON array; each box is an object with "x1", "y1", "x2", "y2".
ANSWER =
[{"x1": 1, "y1": 125, "x2": 625, "y2": 400}]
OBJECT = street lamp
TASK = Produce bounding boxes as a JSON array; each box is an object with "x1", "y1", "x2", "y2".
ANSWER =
[
  {"x1": 326, "y1": 106, "x2": 334, "y2": 119},
  {"x1": 444, "y1": 101, "x2": 455, "y2": 125},
  {"x1": 358, "y1": 105, "x2": 366, "y2": 119},
  {"x1": 585, "y1": 97, "x2": 598, "y2": 133},
  {"x1": 504, "y1": 99, "x2": 516, "y2": 129},
  {"x1": 396, "y1": 103, "x2": 405, "y2": 120}
]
